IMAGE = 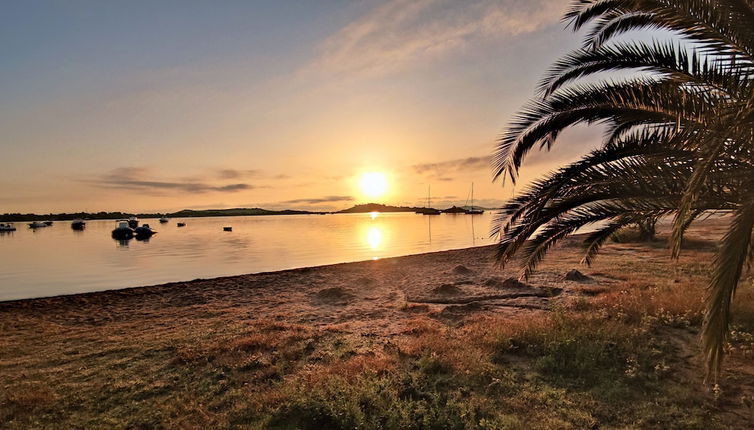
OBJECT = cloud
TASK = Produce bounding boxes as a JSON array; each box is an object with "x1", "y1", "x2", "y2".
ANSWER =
[
  {"x1": 215, "y1": 169, "x2": 261, "y2": 180},
  {"x1": 86, "y1": 167, "x2": 260, "y2": 194},
  {"x1": 280, "y1": 195, "x2": 354, "y2": 205},
  {"x1": 412, "y1": 155, "x2": 492, "y2": 178},
  {"x1": 310, "y1": 0, "x2": 565, "y2": 78}
]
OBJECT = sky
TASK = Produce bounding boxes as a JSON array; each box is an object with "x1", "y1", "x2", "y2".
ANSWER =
[{"x1": 0, "y1": 0, "x2": 602, "y2": 213}]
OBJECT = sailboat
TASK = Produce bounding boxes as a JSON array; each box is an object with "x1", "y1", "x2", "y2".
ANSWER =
[
  {"x1": 465, "y1": 183, "x2": 484, "y2": 215},
  {"x1": 419, "y1": 185, "x2": 441, "y2": 215}
]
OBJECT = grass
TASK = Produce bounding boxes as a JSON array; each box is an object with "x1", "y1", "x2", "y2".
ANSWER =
[{"x1": 3, "y1": 235, "x2": 754, "y2": 428}]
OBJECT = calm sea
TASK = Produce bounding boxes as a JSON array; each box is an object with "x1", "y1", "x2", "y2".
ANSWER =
[{"x1": 0, "y1": 212, "x2": 497, "y2": 301}]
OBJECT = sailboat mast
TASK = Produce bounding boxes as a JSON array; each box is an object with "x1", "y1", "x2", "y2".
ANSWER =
[
  {"x1": 471, "y1": 182, "x2": 474, "y2": 209},
  {"x1": 427, "y1": 185, "x2": 431, "y2": 208}
]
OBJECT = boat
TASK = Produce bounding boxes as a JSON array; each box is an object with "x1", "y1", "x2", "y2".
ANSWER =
[
  {"x1": 112, "y1": 221, "x2": 134, "y2": 240},
  {"x1": 0, "y1": 223, "x2": 16, "y2": 232},
  {"x1": 177, "y1": 222, "x2": 186, "y2": 227},
  {"x1": 71, "y1": 219, "x2": 86, "y2": 230},
  {"x1": 159, "y1": 217, "x2": 169, "y2": 223},
  {"x1": 418, "y1": 185, "x2": 441, "y2": 215},
  {"x1": 223, "y1": 226, "x2": 233, "y2": 232},
  {"x1": 442, "y1": 206, "x2": 467, "y2": 214},
  {"x1": 127, "y1": 217, "x2": 139, "y2": 229},
  {"x1": 29, "y1": 221, "x2": 48, "y2": 228},
  {"x1": 134, "y1": 224, "x2": 157, "y2": 239},
  {"x1": 465, "y1": 183, "x2": 484, "y2": 215},
  {"x1": 43, "y1": 221, "x2": 54, "y2": 226}
]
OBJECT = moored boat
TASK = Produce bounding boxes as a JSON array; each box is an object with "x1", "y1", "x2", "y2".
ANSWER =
[
  {"x1": 43, "y1": 221, "x2": 53, "y2": 226},
  {"x1": 112, "y1": 221, "x2": 134, "y2": 239},
  {"x1": 159, "y1": 217, "x2": 169, "y2": 223},
  {"x1": 177, "y1": 222, "x2": 186, "y2": 227},
  {"x1": 223, "y1": 226, "x2": 232, "y2": 232},
  {"x1": 134, "y1": 224, "x2": 157, "y2": 239},
  {"x1": 29, "y1": 221, "x2": 48, "y2": 228},
  {"x1": 71, "y1": 219, "x2": 86, "y2": 230},
  {"x1": 127, "y1": 217, "x2": 139, "y2": 229},
  {"x1": 0, "y1": 223, "x2": 16, "y2": 232}
]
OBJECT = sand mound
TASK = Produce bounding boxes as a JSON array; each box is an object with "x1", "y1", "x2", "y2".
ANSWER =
[
  {"x1": 431, "y1": 284, "x2": 463, "y2": 295},
  {"x1": 314, "y1": 287, "x2": 355, "y2": 304},
  {"x1": 355, "y1": 276, "x2": 376, "y2": 286},
  {"x1": 452, "y1": 265, "x2": 474, "y2": 275},
  {"x1": 564, "y1": 269, "x2": 591, "y2": 282}
]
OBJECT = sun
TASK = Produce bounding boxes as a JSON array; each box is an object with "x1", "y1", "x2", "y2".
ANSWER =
[{"x1": 359, "y1": 172, "x2": 388, "y2": 199}]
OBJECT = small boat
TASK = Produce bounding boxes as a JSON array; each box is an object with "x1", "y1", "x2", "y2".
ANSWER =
[
  {"x1": 442, "y1": 206, "x2": 467, "y2": 214},
  {"x1": 418, "y1": 185, "x2": 441, "y2": 215},
  {"x1": 464, "y1": 183, "x2": 485, "y2": 215},
  {"x1": 29, "y1": 221, "x2": 48, "y2": 228},
  {"x1": 127, "y1": 217, "x2": 139, "y2": 229},
  {"x1": 223, "y1": 226, "x2": 232, "y2": 232},
  {"x1": 159, "y1": 217, "x2": 169, "y2": 223},
  {"x1": 0, "y1": 223, "x2": 16, "y2": 232},
  {"x1": 134, "y1": 224, "x2": 157, "y2": 239},
  {"x1": 177, "y1": 222, "x2": 186, "y2": 227},
  {"x1": 43, "y1": 221, "x2": 54, "y2": 226},
  {"x1": 112, "y1": 221, "x2": 134, "y2": 240},
  {"x1": 71, "y1": 219, "x2": 86, "y2": 230}
]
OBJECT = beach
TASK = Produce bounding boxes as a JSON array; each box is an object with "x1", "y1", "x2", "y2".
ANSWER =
[{"x1": 3, "y1": 217, "x2": 754, "y2": 428}]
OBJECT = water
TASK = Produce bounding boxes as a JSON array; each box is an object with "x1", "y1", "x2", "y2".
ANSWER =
[{"x1": 0, "y1": 212, "x2": 497, "y2": 301}]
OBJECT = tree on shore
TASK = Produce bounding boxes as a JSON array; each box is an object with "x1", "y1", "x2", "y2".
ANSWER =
[{"x1": 494, "y1": 0, "x2": 754, "y2": 383}]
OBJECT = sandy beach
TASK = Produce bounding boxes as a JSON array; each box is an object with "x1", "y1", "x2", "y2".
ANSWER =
[{"x1": 3, "y1": 217, "x2": 754, "y2": 428}]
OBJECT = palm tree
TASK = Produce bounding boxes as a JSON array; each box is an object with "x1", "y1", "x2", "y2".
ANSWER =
[{"x1": 493, "y1": 0, "x2": 754, "y2": 383}]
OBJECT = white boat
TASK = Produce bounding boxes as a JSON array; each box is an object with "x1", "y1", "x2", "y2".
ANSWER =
[
  {"x1": 0, "y1": 223, "x2": 16, "y2": 232},
  {"x1": 29, "y1": 221, "x2": 47, "y2": 228},
  {"x1": 112, "y1": 221, "x2": 134, "y2": 239}
]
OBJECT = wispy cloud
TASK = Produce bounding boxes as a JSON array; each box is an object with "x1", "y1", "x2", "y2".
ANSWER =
[
  {"x1": 412, "y1": 155, "x2": 492, "y2": 179},
  {"x1": 215, "y1": 169, "x2": 261, "y2": 180},
  {"x1": 85, "y1": 167, "x2": 261, "y2": 194},
  {"x1": 280, "y1": 195, "x2": 354, "y2": 205},
  {"x1": 310, "y1": 0, "x2": 564, "y2": 78}
]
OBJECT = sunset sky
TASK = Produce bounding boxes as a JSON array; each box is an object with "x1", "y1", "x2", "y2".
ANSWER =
[{"x1": 1, "y1": 0, "x2": 602, "y2": 213}]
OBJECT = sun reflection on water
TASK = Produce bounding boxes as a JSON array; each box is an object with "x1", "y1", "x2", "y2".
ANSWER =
[{"x1": 366, "y1": 226, "x2": 383, "y2": 250}]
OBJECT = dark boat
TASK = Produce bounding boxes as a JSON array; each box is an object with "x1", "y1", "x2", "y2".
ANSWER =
[
  {"x1": 177, "y1": 222, "x2": 186, "y2": 227},
  {"x1": 417, "y1": 185, "x2": 441, "y2": 215},
  {"x1": 442, "y1": 206, "x2": 467, "y2": 214},
  {"x1": 134, "y1": 224, "x2": 157, "y2": 239},
  {"x1": 223, "y1": 226, "x2": 232, "y2": 232},
  {"x1": 43, "y1": 221, "x2": 54, "y2": 226},
  {"x1": 112, "y1": 221, "x2": 134, "y2": 240},
  {"x1": 159, "y1": 217, "x2": 169, "y2": 223},
  {"x1": 127, "y1": 217, "x2": 139, "y2": 229},
  {"x1": 71, "y1": 219, "x2": 86, "y2": 230},
  {"x1": 464, "y1": 183, "x2": 485, "y2": 215}
]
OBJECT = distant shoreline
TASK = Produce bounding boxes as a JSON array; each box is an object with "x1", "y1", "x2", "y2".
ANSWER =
[{"x1": 0, "y1": 203, "x2": 495, "y2": 222}]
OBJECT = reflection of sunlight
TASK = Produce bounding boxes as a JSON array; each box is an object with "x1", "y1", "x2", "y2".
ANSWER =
[
  {"x1": 369, "y1": 211, "x2": 379, "y2": 220},
  {"x1": 366, "y1": 226, "x2": 382, "y2": 249}
]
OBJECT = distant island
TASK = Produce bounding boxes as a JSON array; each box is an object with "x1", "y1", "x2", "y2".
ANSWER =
[{"x1": 0, "y1": 203, "x2": 496, "y2": 222}]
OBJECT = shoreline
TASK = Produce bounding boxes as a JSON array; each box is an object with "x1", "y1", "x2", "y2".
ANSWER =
[{"x1": 0, "y1": 244, "x2": 499, "y2": 305}]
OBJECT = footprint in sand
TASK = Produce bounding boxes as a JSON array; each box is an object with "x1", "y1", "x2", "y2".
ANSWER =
[
  {"x1": 452, "y1": 265, "x2": 474, "y2": 275},
  {"x1": 313, "y1": 287, "x2": 355, "y2": 305}
]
